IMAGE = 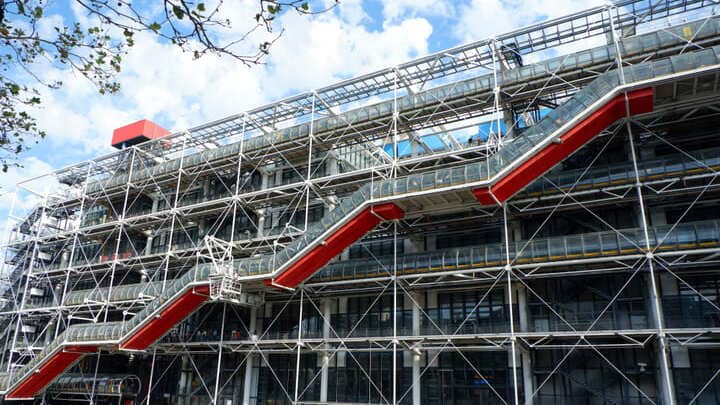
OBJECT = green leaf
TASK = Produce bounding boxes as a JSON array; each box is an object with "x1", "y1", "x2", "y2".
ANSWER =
[
  {"x1": 33, "y1": 7, "x2": 43, "y2": 19},
  {"x1": 149, "y1": 22, "x2": 161, "y2": 32},
  {"x1": 301, "y1": 2, "x2": 309, "y2": 11},
  {"x1": 197, "y1": 3, "x2": 206, "y2": 12},
  {"x1": 172, "y1": 5, "x2": 185, "y2": 20}
]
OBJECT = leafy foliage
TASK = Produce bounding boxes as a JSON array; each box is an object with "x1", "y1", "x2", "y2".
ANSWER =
[{"x1": 0, "y1": 0, "x2": 337, "y2": 172}]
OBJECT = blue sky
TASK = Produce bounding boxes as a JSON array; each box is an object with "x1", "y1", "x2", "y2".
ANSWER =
[{"x1": 0, "y1": 0, "x2": 608, "y2": 220}]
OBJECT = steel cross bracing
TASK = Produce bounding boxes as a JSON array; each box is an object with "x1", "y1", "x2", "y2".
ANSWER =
[
  {"x1": 45, "y1": 0, "x2": 717, "y2": 190},
  {"x1": 5, "y1": 2, "x2": 720, "y2": 404},
  {"x1": 0, "y1": 45, "x2": 704, "y2": 358},
  {"x1": 104, "y1": 0, "x2": 720, "y2": 147},
  {"x1": 11, "y1": 15, "x2": 720, "y2": 262},
  {"x1": 70, "y1": 22, "x2": 720, "y2": 199},
  {"x1": 1, "y1": 52, "x2": 720, "y2": 400}
]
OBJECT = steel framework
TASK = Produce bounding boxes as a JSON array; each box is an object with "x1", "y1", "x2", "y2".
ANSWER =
[{"x1": 3, "y1": 1, "x2": 720, "y2": 403}]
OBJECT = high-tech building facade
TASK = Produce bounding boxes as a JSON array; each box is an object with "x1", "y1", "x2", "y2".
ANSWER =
[{"x1": 3, "y1": 1, "x2": 720, "y2": 403}]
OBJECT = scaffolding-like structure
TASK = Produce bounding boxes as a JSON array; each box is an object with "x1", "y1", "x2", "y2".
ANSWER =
[{"x1": 4, "y1": 1, "x2": 720, "y2": 403}]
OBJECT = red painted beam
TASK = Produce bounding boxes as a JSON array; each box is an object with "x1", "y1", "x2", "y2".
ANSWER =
[
  {"x1": 6, "y1": 345, "x2": 97, "y2": 400},
  {"x1": 120, "y1": 285, "x2": 210, "y2": 351},
  {"x1": 472, "y1": 188, "x2": 496, "y2": 206},
  {"x1": 474, "y1": 88, "x2": 654, "y2": 206},
  {"x1": 269, "y1": 203, "x2": 404, "y2": 289},
  {"x1": 372, "y1": 203, "x2": 405, "y2": 220}
]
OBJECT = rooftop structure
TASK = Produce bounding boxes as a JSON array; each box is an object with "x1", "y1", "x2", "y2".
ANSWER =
[
  {"x1": 3, "y1": 1, "x2": 720, "y2": 403},
  {"x1": 110, "y1": 119, "x2": 170, "y2": 150}
]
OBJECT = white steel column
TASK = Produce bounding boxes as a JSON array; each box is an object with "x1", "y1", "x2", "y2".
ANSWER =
[
  {"x1": 213, "y1": 303, "x2": 227, "y2": 404},
  {"x1": 410, "y1": 291, "x2": 422, "y2": 405},
  {"x1": 503, "y1": 204, "x2": 520, "y2": 405},
  {"x1": 242, "y1": 306, "x2": 258, "y2": 405},
  {"x1": 609, "y1": 6, "x2": 676, "y2": 404},
  {"x1": 522, "y1": 348, "x2": 533, "y2": 405},
  {"x1": 230, "y1": 114, "x2": 248, "y2": 245},
  {"x1": 392, "y1": 66, "x2": 400, "y2": 405},
  {"x1": 255, "y1": 209, "x2": 266, "y2": 239},
  {"x1": 392, "y1": 221, "x2": 399, "y2": 405},
  {"x1": 304, "y1": 94, "x2": 316, "y2": 232},
  {"x1": 144, "y1": 234, "x2": 154, "y2": 256},
  {"x1": 293, "y1": 288, "x2": 305, "y2": 404},
  {"x1": 320, "y1": 298, "x2": 331, "y2": 403},
  {"x1": 517, "y1": 285, "x2": 533, "y2": 404},
  {"x1": 337, "y1": 297, "x2": 347, "y2": 367},
  {"x1": 145, "y1": 348, "x2": 157, "y2": 405},
  {"x1": 491, "y1": 39, "x2": 505, "y2": 150},
  {"x1": 412, "y1": 352, "x2": 421, "y2": 405}
]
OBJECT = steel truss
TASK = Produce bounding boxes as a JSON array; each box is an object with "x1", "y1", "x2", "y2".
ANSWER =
[{"x1": 4, "y1": 1, "x2": 720, "y2": 404}]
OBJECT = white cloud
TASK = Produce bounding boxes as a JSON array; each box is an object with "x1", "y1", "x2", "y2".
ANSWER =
[
  {"x1": 23, "y1": 1, "x2": 434, "y2": 158},
  {"x1": 266, "y1": 14, "x2": 432, "y2": 93},
  {"x1": 454, "y1": 0, "x2": 605, "y2": 43},
  {"x1": 0, "y1": 157, "x2": 58, "y2": 244},
  {"x1": 334, "y1": 0, "x2": 369, "y2": 26},
  {"x1": 0, "y1": 157, "x2": 56, "y2": 202},
  {"x1": 380, "y1": 0, "x2": 454, "y2": 25}
]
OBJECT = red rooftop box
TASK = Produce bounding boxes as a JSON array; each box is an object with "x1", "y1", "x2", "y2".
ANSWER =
[{"x1": 111, "y1": 119, "x2": 170, "y2": 149}]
